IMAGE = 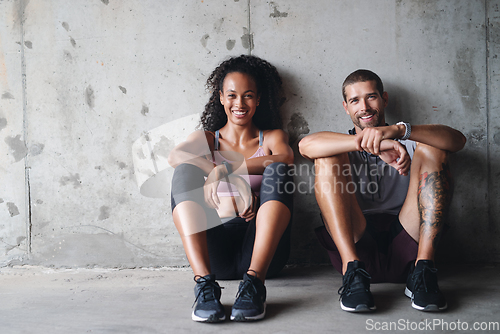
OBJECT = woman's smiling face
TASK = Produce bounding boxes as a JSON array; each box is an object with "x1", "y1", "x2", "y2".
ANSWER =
[{"x1": 219, "y1": 72, "x2": 260, "y2": 126}]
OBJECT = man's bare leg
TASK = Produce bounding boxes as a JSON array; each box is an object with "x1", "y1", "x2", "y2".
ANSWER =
[
  {"x1": 314, "y1": 154, "x2": 366, "y2": 274},
  {"x1": 399, "y1": 144, "x2": 451, "y2": 260},
  {"x1": 399, "y1": 143, "x2": 451, "y2": 311},
  {"x1": 314, "y1": 154, "x2": 375, "y2": 312}
]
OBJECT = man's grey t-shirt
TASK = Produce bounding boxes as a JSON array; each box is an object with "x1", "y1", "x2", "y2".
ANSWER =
[{"x1": 347, "y1": 137, "x2": 417, "y2": 215}]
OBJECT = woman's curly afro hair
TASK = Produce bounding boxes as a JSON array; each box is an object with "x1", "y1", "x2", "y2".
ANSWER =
[{"x1": 200, "y1": 54, "x2": 285, "y2": 132}]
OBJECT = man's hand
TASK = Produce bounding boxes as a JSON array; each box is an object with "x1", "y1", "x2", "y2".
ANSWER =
[
  {"x1": 355, "y1": 125, "x2": 404, "y2": 155},
  {"x1": 378, "y1": 140, "x2": 411, "y2": 176}
]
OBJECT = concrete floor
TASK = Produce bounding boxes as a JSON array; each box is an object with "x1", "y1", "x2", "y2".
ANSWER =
[{"x1": 0, "y1": 264, "x2": 499, "y2": 334}]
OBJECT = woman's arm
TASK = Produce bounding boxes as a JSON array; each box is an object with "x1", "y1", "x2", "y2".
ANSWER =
[
  {"x1": 167, "y1": 130, "x2": 216, "y2": 175},
  {"x1": 232, "y1": 129, "x2": 294, "y2": 175}
]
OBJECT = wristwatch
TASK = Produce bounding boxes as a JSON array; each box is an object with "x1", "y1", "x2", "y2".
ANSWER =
[{"x1": 396, "y1": 121, "x2": 411, "y2": 140}]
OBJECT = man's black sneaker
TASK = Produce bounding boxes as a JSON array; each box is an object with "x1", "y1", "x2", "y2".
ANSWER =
[
  {"x1": 230, "y1": 272, "x2": 266, "y2": 321},
  {"x1": 192, "y1": 274, "x2": 226, "y2": 322},
  {"x1": 338, "y1": 260, "x2": 376, "y2": 312},
  {"x1": 405, "y1": 260, "x2": 447, "y2": 312}
]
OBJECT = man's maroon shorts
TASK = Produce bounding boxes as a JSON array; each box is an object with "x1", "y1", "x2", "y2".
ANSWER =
[{"x1": 315, "y1": 213, "x2": 418, "y2": 283}]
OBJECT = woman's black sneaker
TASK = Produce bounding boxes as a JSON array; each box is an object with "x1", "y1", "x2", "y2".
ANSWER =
[
  {"x1": 405, "y1": 260, "x2": 447, "y2": 311},
  {"x1": 338, "y1": 260, "x2": 376, "y2": 312},
  {"x1": 192, "y1": 274, "x2": 226, "y2": 322},
  {"x1": 230, "y1": 273, "x2": 266, "y2": 321}
]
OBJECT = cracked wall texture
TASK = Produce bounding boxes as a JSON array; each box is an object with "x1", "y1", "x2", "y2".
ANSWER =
[{"x1": 0, "y1": 0, "x2": 499, "y2": 267}]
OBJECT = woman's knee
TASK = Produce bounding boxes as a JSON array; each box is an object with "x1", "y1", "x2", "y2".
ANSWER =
[
  {"x1": 263, "y1": 161, "x2": 289, "y2": 178},
  {"x1": 261, "y1": 162, "x2": 293, "y2": 211},
  {"x1": 171, "y1": 163, "x2": 206, "y2": 211},
  {"x1": 172, "y1": 163, "x2": 205, "y2": 180},
  {"x1": 262, "y1": 162, "x2": 293, "y2": 190}
]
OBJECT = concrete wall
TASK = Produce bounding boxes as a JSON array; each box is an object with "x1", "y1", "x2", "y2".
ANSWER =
[{"x1": 0, "y1": 0, "x2": 498, "y2": 268}]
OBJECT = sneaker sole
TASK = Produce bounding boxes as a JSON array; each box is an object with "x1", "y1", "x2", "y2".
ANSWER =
[
  {"x1": 230, "y1": 303, "x2": 266, "y2": 321},
  {"x1": 192, "y1": 311, "x2": 226, "y2": 323},
  {"x1": 404, "y1": 287, "x2": 413, "y2": 298},
  {"x1": 411, "y1": 301, "x2": 448, "y2": 312},
  {"x1": 340, "y1": 301, "x2": 376, "y2": 313},
  {"x1": 405, "y1": 287, "x2": 447, "y2": 311}
]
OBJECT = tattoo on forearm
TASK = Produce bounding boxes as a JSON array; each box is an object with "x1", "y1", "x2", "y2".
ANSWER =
[{"x1": 418, "y1": 163, "x2": 453, "y2": 249}]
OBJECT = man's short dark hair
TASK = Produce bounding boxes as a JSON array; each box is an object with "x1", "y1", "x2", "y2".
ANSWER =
[{"x1": 342, "y1": 69, "x2": 384, "y2": 102}]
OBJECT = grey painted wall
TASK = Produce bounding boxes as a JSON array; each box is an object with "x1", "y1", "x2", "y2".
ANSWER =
[{"x1": 0, "y1": 0, "x2": 498, "y2": 268}]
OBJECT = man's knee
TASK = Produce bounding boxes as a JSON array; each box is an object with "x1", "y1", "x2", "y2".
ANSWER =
[
  {"x1": 314, "y1": 153, "x2": 350, "y2": 176},
  {"x1": 413, "y1": 144, "x2": 449, "y2": 166}
]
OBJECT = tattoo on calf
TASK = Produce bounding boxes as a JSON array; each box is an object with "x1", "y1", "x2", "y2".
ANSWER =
[{"x1": 418, "y1": 163, "x2": 453, "y2": 249}]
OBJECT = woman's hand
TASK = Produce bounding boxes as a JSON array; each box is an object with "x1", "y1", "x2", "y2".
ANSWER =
[
  {"x1": 239, "y1": 189, "x2": 258, "y2": 222},
  {"x1": 227, "y1": 174, "x2": 258, "y2": 222},
  {"x1": 203, "y1": 164, "x2": 229, "y2": 209}
]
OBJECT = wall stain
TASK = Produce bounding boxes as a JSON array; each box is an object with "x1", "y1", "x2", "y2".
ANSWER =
[
  {"x1": 226, "y1": 39, "x2": 236, "y2": 50},
  {"x1": 0, "y1": 118, "x2": 6, "y2": 131},
  {"x1": 5, "y1": 135, "x2": 27, "y2": 162},
  {"x1": 269, "y1": 2, "x2": 288, "y2": 18},
  {"x1": 200, "y1": 34, "x2": 210, "y2": 48},
  {"x1": 117, "y1": 162, "x2": 127, "y2": 169},
  {"x1": 101, "y1": 0, "x2": 109, "y2": 5},
  {"x1": 453, "y1": 47, "x2": 479, "y2": 114},
  {"x1": 241, "y1": 28, "x2": 254, "y2": 50},
  {"x1": 85, "y1": 85, "x2": 95, "y2": 108},
  {"x1": 287, "y1": 112, "x2": 310, "y2": 145},
  {"x1": 153, "y1": 136, "x2": 175, "y2": 158},
  {"x1": 62, "y1": 22, "x2": 70, "y2": 31},
  {"x1": 468, "y1": 131, "x2": 485, "y2": 145},
  {"x1": 6, "y1": 202, "x2": 20, "y2": 217},
  {"x1": 141, "y1": 103, "x2": 149, "y2": 116},
  {"x1": 494, "y1": 131, "x2": 500, "y2": 145},
  {"x1": 119, "y1": 86, "x2": 127, "y2": 94},
  {"x1": 2, "y1": 92, "x2": 14, "y2": 99},
  {"x1": 59, "y1": 173, "x2": 82, "y2": 188},
  {"x1": 64, "y1": 50, "x2": 73, "y2": 61},
  {"x1": 36, "y1": 199, "x2": 43, "y2": 204},
  {"x1": 29, "y1": 143, "x2": 45, "y2": 156},
  {"x1": 213, "y1": 18, "x2": 224, "y2": 33},
  {"x1": 98, "y1": 206, "x2": 110, "y2": 220},
  {"x1": 24, "y1": 41, "x2": 33, "y2": 49},
  {"x1": 70, "y1": 37, "x2": 76, "y2": 47},
  {"x1": 38, "y1": 221, "x2": 50, "y2": 230},
  {"x1": 0, "y1": 198, "x2": 3, "y2": 203}
]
